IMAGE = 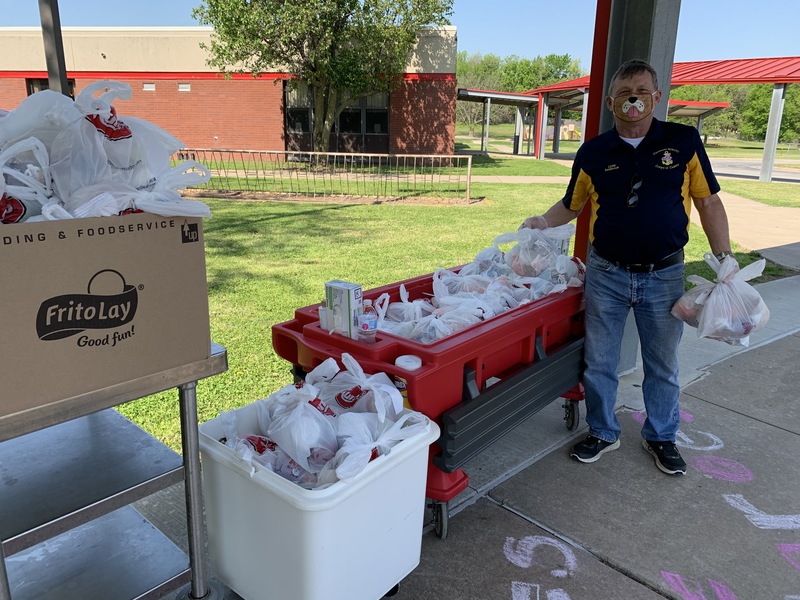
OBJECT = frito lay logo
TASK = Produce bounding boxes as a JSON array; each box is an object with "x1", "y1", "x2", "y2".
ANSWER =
[
  {"x1": 0, "y1": 193, "x2": 27, "y2": 224},
  {"x1": 335, "y1": 385, "x2": 368, "y2": 409},
  {"x1": 85, "y1": 105, "x2": 133, "y2": 141},
  {"x1": 36, "y1": 269, "x2": 138, "y2": 341}
]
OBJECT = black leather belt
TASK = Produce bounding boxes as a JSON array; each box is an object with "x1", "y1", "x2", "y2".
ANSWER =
[{"x1": 608, "y1": 249, "x2": 684, "y2": 272}]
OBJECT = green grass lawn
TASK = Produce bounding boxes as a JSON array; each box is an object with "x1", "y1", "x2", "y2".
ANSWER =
[
  {"x1": 720, "y1": 180, "x2": 800, "y2": 208},
  {"x1": 118, "y1": 183, "x2": 794, "y2": 449}
]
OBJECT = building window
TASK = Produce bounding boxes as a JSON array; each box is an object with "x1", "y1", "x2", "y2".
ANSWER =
[
  {"x1": 143, "y1": 82, "x2": 156, "y2": 91},
  {"x1": 338, "y1": 103, "x2": 362, "y2": 134},
  {"x1": 284, "y1": 82, "x2": 389, "y2": 137},
  {"x1": 285, "y1": 81, "x2": 311, "y2": 133},
  {"x1": 26, "y1": 78, "x2": 75, "y2": 97},
  {"x1": 364, "y1": 92, "x2": 389, "y2": 134},
  {"x1": 335, "y1": 92, "x2": 389, "y2": 135},
  {"x1": 178, "y1": 83, "x2": 191, "y2": 92}
]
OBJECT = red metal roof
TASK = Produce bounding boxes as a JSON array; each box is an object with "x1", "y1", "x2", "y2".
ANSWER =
[
  {"x1": 527, "y1": 56, "x2": 800, "y2": 95},
  {"x1": 666, "y1": 99, "x2": 728, "y2": 119},
  {"x1": 671, "y1": 57, "x2": 800, "y2": 85}
]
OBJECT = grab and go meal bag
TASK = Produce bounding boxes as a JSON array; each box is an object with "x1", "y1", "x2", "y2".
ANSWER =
[{"x1": 671, "y1": 253, "x2": 770, "y2": 347}]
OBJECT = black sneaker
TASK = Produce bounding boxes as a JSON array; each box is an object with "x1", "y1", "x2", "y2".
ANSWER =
[
  {"x1": 570, "y1": 435, "x2": 620, "y2": 463},
  {"x1": 643, "y1": 440, "x2": 687, "y2": 475}
]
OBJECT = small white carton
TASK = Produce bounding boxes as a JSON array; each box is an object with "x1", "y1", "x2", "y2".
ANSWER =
[
  {"x1": 199, "y1": 403, "x2": 439, "y2": 600},
  {"x1": 324, "y1": 279, "x2": 362, "y2": 339}
]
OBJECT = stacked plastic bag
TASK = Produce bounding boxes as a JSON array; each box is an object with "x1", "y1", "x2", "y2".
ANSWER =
[
  {"x1": 372, "y1": 224, "x2": 585, "y2": 344},
  {"x1": 0, "y1": 80, "x2": 211, "y2": 224},
  {"x1": 217, "y1": 353, "x2": 430, "y2": 490},
  {"x1": 671, "y1": 253, "x2": 770, "y2": 347}
]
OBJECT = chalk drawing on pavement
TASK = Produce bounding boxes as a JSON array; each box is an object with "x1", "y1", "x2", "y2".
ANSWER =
[
  {"x1": 511, "y1": 582, "x2": 572, "y2": 600},
  {"x1": 690, "y1": 455, "x2": 753, "y2": 483},
  {"x1": 724, "y1": 494, "x2": 800, "y2": 530},
  {"x1": 777, "y1": 543, "x2": 800, "y2": 570},
  {"x1": 504, "y1": 535, "x2": 577, "y2": 578},
  {"x1": 630, "y1": 411, "x2": 723, "y2": 451},
  {"x1": 662, "y1": 571, "x2": 738, "y2": 600}
]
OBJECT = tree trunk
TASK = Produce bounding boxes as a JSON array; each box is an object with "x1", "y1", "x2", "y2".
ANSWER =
[{"x1": 310, "y1": 84, "x2": 341, "y2": 153}]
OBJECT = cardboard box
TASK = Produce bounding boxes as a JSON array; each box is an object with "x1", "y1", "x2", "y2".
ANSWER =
[
  {"x1": 324, "y1": 279, "x2": 362, "y2": 339},
  {"x1": 199, "y1": 403, "x2": 439, "y2": 600},
  {"x1": 1, "y1": 213, "x2": 211, "y2": 419}
]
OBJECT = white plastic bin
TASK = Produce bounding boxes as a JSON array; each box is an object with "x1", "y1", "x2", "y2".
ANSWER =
[{"x1": 198, "y1": 403, "x2": 439, "y2": 600}]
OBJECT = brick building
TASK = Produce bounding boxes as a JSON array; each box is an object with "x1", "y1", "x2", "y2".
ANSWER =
[{"x1": 0, "y1": 26, "x2": 457, "y2": 155}]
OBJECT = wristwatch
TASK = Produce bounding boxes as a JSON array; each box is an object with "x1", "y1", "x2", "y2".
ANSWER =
[{"x1": 715, "y1": 251, "x2": 732, "y2": 261}]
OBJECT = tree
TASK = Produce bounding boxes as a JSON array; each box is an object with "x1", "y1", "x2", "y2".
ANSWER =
[
  {"x1": 193, "y1": 0, "x2": 453, "y2": 152},
  {"x1": 669, "y1": 84, "x2": 748, "y2": 138},
  {"x1": 455, "y1": 52, "x2": 584, "y2": 134},
  {"x1": 456, "y1": 51, "x2": 503, "y2": 136},
  {"x1": 740, "y1": 84, "x2": 800, "y2": 143}
]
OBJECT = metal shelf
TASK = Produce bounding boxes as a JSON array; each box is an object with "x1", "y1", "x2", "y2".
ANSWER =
[
  {"x1": 0, "y1": 408, "x2": 184, "y2": 556},
  {"x1": 0, "y1": 343, "x2": 229, "y2": 600},
  {"x1": 5, "y1": 505, "x2": 190, "y2": 600}
]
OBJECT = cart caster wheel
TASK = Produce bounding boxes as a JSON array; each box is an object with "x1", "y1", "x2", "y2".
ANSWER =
[
  {"x1": 383, "y1": 583, "x2": 400, "y2": 597},
  {"x1": 431, "y1": 500, "x2": 449, "y2": 539},
  {"x1": 563, "y1": 400, "x2": 580, "y2": 431}
]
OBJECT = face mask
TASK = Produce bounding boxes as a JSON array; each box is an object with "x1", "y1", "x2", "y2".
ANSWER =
[{"x1": 611, "y1": 92, "x2": 655, "y2": 122}]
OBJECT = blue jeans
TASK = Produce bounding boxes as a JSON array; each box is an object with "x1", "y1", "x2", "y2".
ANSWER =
[{"x1": 583, "y1": 250, "x2": 685, "y2": 443}]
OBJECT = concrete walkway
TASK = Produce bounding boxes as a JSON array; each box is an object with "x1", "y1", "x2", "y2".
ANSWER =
[{"x1": 696, "y1": 191, "x2": 800, "y2": 270}]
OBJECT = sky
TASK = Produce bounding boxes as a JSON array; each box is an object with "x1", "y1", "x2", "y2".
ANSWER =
[{"x1": 3, "y1": 0, "x2": 799, "y2": 71}]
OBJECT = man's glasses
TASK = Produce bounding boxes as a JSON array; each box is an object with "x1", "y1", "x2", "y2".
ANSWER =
[{"x1": 627, "y1": 174, "x2": 642, "y2": 208}]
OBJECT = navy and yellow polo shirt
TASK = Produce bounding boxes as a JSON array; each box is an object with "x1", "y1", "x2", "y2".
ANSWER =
[{"x1": 561, "y1": 118, "x2": 720, "y2": 265}]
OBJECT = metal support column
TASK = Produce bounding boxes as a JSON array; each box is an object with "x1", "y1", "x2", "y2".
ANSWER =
[
  {"x1": 579, "y1": 90, "x2": 589, "y2": 146},
  {"x1": 37, "y1": 0, "x2": 70, "y2": 96},
  {"x1": 177, "y1": 381, "x2": 221, "y2": 600},
  {"x1": 481, "y1": 98, "x2": 492, "y2": 152},
  {"x1": 535, "y1": 93, "x2": 549, "y2": 159},
  {"x1": 514, "y1": 107, "x2": 524, "y2": 155},
  {"x1": 599, "y1": 0, "x2": 680, "y2": 133},
  {"x1": 553, "y1": 107, "x2": 563, "y2": 153},
  {"x1": 760, "y1": 83, "x2": 787, "y2": 182},
  {"x1": 599, "y1": 0, "x2": 682, "y2": 374}
]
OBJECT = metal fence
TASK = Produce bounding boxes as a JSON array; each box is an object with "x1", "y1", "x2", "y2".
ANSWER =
[{"x1": 174, "y1": 149, "x2": 473, "y2": 203}]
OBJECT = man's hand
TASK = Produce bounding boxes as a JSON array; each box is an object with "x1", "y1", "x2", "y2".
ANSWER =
[{"x1": 519, "y1": 215, "x2": 548, "y2": 230}]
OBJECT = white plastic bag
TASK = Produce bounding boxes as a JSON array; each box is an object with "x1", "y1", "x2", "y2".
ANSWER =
[
  {"x1": 458, "y1": 244, "x2": 514, "y2": 279},
  {"x1": 50, "y1": 81, "x2": 184, "y2": 204},
  {"x1": 673, "y1": 253, "x2": 769, "y2": 346},
  {"x1": 494, "y1": 224, "x2": 575, "y2": 277},
  {"x1": 0, "y1": 89, "x2": 83, "y2": 152},
  {"x1": 383, "y1": 284, "x2": 435, "y2": 323},
  {"x1": 316, "y1": 353, "x2": 403, "y2": 421},
  {"x1": 322, "y1": 411, "x2": 429, "y2": 482},
  {"x1": 266, "y1": 399, "x2": 338, "y2": 474},
  {"x1": 0, "y1": 137, "x2": 54, "y2": 223}
]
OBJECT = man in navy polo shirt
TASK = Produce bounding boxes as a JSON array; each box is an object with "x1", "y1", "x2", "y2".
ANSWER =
[{"x1": 520, "y1": 59, "x2": 732, "y2": 475}]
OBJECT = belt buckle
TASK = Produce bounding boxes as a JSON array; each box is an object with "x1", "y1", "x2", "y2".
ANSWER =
[{"x1": 627, "y1": 263, "x2": 652, "y2": 272}]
